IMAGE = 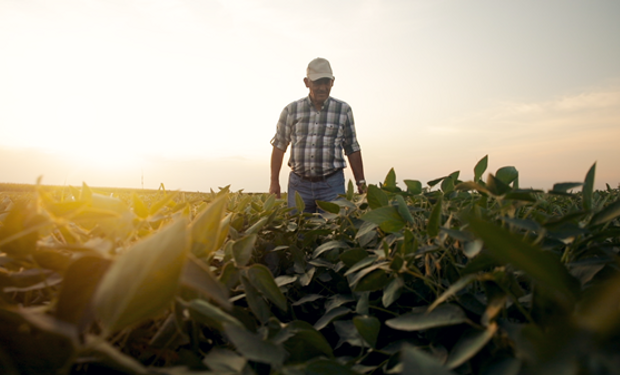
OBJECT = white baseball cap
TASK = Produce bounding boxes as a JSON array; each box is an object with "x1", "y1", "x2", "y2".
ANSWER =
[{"x1": 306, "y1": 57, "x2": 334, "y2": 81}]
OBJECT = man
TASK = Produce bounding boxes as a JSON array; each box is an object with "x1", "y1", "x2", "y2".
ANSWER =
[{"x1": 269, "y1": 57, "x2": 366, "y2": 213}]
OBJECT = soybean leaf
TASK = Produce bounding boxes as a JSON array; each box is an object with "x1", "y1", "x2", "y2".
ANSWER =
[
  {"x1": 427, "y1": 194, "x2": 443, "y2": 238},
  {"x1": 188, "y1": 299, "x2": 243, "y2": 331},
  {"x1": 353, "y1": 316, "x2": 380, "y2": 348},
  {"x1": 280, "y1": 321, "x2": 334, "y2": 362},
  {"x1": 181, "y1": 254, "x2": 231, "y2": 309},
  {"x1": 464, "y1": 214, "x2": 579, "y2": 307},
  {"x1": 190, "y1": 195, "x2": 228, "y2": 256},
  {"x1": 55, "y1": 256, "x2": 111, "y2": 327},
  {"x1": 382, "y1": 277, "x2": 404, "y2": 308},
  {"x1": 316, "y1": 200, "x2": 340, "y2": 214},
  {"x1": 305, "y1": 359, "x2": 360, "y2": 375},
  {"x1": 361, "y1": 206, "x2": 405, "y2": 233},
  {"x1": 246, "y1": 264, "x2": 288, "y2": 311},
  {"x1": 404, "y1": 180, "x2": 422, "y2": 195},
  {"x1": 93, "y1": 217, "x2": 190, "y2": 334},
  {"x1": 441, "y1": 177, "x2": 455, "y2": 194},
  {"x1": 383, "y1": 168, "x2": 398, "y2": 192},
  {"x1": 386, "y1": 304, "x2": 467, "y2": 331},
  {"x1": 131, "y1": 193, "x2": 149, "y2": 219},
  {"x1": 314, "y1": 306, "x2": 351, "y2": 331},
  {"x1": 445, "y1": 323, "x2": 498, "y2": 369},
  {"x1": 312, "y1": 240, "x2": 350, "y2": 259},
  {"x1": 333, "y1": 320, "x2": 366, "y2": 348},
  {"x1": 223, "y1": 323, "x2": 286, "y2": 367},
  {"x1": 474, "y1": 155, "x2": 488, "y2": 183},
  {"x1": 589, "y1": 199, "x2": 620, "y2": 227},
  {"x1": 551, "y1": 182, "x2": 582, "y2": 194},
  {"x1": 401, "y1": 344, "x2": 455, "y2": 375},
  {"x1": 496, "y1": 166, "x2": 518, "y2": 185},
  {"x1": 487, "y1": 174, "x2": 512, "y2": 196},
  {"x1": 429, "y1": 274, "x2": 479, "y2": 311},
  {"x1": 82, "y1": 335, "x2": 149, "y2": 375},
  {"x1": 367, "y1": 185, "x2": 389, "y2": 209},
  {"x1": 203, "y1": 348, "x2": 247, "y2": 374},
  {"x1": 582, "y1": 162, "x2": 596, "y2": 211},
  {"x1": 352, "y1": 268, "x2": 390, "y2": 292},
  {"x1": 240, "y1": 276, "x2": 271, "y2": 324},
  {"x1": 295, "y1": 191, "x2": 305, "y2": 213},
  {"x1": 396, "y1": 195, "x2": 414, "y2": 224},
  {"x1": 232, "y1": 234, "x2": 257, "y2": 267}
]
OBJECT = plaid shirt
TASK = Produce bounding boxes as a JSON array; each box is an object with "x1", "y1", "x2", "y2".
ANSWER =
[{"x1": 270, "y1": 96, "x2": 361, "y2": 177}]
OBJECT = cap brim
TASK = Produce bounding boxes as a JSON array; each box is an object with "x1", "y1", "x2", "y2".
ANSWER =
[{"x1": 308, "y1": 73, "x2": 334, "y2": 81}]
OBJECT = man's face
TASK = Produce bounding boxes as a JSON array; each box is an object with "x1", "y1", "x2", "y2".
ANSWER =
[{"x1": 305, "y1": 77, "x2": 334, "y2": 106}]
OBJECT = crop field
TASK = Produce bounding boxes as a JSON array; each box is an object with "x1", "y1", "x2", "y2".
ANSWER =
[{"x1": 1, "y1": 156, "x2": 619, "y2": 375}]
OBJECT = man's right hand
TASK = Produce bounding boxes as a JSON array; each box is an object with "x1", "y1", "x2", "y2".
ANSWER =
[{"x1": 269, "y1": 181, "x2": 281, "y2": 198}]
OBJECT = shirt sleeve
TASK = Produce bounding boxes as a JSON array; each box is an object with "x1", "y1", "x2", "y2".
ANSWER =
[
  {"x1": 270, "y1": 106, "x2": 290, "y2": 151},
  {"x1": 342, "y1": 105, "x2": 361, "y2": 155}
]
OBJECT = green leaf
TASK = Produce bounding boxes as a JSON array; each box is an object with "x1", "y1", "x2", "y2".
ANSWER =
[
  {"x1": 295, "y1": 191, "x2": 305, "y2": 213},
  {"x1": 340, "y1": 249, "x2": 369, "y2": 268},
  {"x1": 464, "y1": 214, "x2": 579, "y2": 307},
  {"x1": 353, "y1": 315, "x2": 380, "y2": 348},
  {"x1": 148, "y1": 190, "x2": 180, "y2": 216},
  {"x1": 429, "y1": 274, "x2": 479, "y2": 311},
  {"x1": 223, "y1": 323, "x2": 286, "y2": 367},
  {"x1": 93, "y1": 217, "x2": 190, "y2": 334},
  {"x1": 386, "y1": 304, "x2": 467, "y2": 331},
  {"x1": 131, "y1": 193, "x2": 149, "y2": 219},
  {"x1": 551, "y1": 182, "x2": 582, "y2": 194},
  {"x1": 312, "y1": 240, "x2": 350, "y2": 259},
  {"x1": 474, "y1": 155, "x2": 488, "y2": 183},
  {"x1": 441, "y1": 177, "x2": 455, "y2": 194},
  {"x1": 383, "y1": 168, "x2": 398, "y2": 191},
  {"x1": 233, "y1": 234, "x2": 257, "y2": 267},
  {"x1": 181, "y1": 255, "x2": 231, "y2": 309},
  {"x1": 314, "y1": 306, "x2": 351, "y2": 330},
  {"x1": 495, "y1": 166, "x2": 518, "y2": 185},
  {"x1": 445, "y1": 323, "x2": 498, "y2": 369},
  {"x1": 352, "y1": 268, "x2": 390, "y2": 292},
  {"x1": 82, "y1": 335, "x2": 149, "y2": 375},
  {"x1": 241, "y1": 276, "x2": 271, "y2": 323},
  {"x1": 382, "y1": 277, "x2": 404, "y2": 308},
  {"x1": 583, "y1": 162, "x2": 596, "y2": 211},
  {"x1": 203, "y1": 348, "x2": 247, "y2": 374},
  {"x1": 366, "y1": 184, "x2": 389, "y2": 209},
  {"x1": 590, "y1": 199, "x2": 620, "y2": 227},
  {"x1": 401, "y1": 344, "x2": 456, "y2": 375},
  {"x1": 56, "y1": 256, "x2": 111, "y2": 326},
  {"x1": 396, "y1": 195, "x2": 414, "y2": 224},
  {"x1": 246, "y1": 264, "x2": 288, "y2": 311},
  {"x1": 404, "y1": 179, "x2": 422, "y2": 195},
  {"x1": 280, "y1": 321, "x2": 334, "y2": 363},
  {"x1": 486, "y1": 174, "x2": 512, "y2": 196},
  {"x1": 245, "y1": 216, "x2": 268, "y2": 235},
  {"x1": 346, "y1": 179, "x2": 355, "y2": 201},
  {"x1": 427, "y1": 194, "x2": 443, "y2": 238},
  {"x1": 305, "y1": 359, "x2": 360, "y2": 375},
  {"x1": 361, "y1": 206, "x2": 405, "y2": 233},
  {"x1": 190, "y1": 195, "x2": 228, "y2": 256},
  {"x1": 188, "y1": 299, "x2": 243, "y2": 331},
  {"x1": 316, "y1": 200, "x2": 340, "y2": 214}
]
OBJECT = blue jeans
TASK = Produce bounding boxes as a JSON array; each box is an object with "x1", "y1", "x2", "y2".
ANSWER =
[{"x1": 287, "y1": 170, "x2": 345, "y2": 213}]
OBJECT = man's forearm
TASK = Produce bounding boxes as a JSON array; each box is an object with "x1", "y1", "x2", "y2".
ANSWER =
[
  {"x1": 271, "y1": 146, "x2": 285, "y2": 182},
  {"x1": 347, "y1": 151, "x2": 365, "y2": 183}
]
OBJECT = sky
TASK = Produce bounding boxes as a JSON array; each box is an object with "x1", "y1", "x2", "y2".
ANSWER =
[{"x1": 1, "y1": 0, "x2": 619, "y2": 193}]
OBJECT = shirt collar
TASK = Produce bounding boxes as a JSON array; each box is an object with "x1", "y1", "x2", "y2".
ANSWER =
[{"x1": 306, "y1": 95, "x2": 331, "y2": 110}]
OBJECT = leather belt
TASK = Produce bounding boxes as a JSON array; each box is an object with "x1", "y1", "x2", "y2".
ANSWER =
[{"x1": 295, "y1": 169, "x2": 340, "y2": 182}]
